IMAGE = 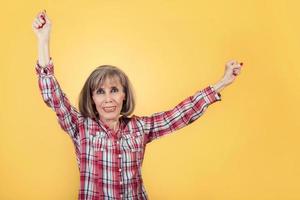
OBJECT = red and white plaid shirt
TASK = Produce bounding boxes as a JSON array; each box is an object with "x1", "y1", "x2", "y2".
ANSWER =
[{"x1": 35, "y1": 59, "x2": 221, "y2": 200}]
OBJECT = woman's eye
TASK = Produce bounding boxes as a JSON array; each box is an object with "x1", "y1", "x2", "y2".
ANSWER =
[
  {"x1": 96, "y1": 89, "x2": 104, "y2": 94},
  {"x1": 111, "y1": 87, "x2": 119, "y2": 93}
]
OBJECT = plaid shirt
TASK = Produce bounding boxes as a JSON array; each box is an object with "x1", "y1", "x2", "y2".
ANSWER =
[{"x1": 35, "y1": 59, "x2": 221, "y2": 200}]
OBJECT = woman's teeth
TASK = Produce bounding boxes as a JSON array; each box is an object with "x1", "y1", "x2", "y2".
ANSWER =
[{"x1": 103, "y1": 107, "x2": 116, "y2": 112}]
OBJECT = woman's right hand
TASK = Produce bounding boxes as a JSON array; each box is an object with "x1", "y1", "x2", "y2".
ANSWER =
[{"x1": 32, "y1": 10, "x2": 51, "y2": 42}]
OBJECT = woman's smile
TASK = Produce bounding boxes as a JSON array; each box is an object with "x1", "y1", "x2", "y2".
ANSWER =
[
  {"x1": 92, "y1": 76, "x2": 125, "y2": 127},
  {"x1": 103, "y1": 106, "x2": 117, "y2": 112}
]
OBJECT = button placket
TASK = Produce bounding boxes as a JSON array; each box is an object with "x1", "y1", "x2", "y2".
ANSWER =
[{"x1": 115, "y1": 138, "x2": 123, "y2": 196}]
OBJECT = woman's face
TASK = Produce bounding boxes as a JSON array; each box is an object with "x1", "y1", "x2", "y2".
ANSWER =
[{"x1": 92, "y1": 76, "x2": 125, "y2": 123}]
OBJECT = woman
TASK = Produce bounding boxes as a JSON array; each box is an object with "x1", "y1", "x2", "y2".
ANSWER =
[{"x1": 32, "y1": 10, "x2": 243, "y2": 200}]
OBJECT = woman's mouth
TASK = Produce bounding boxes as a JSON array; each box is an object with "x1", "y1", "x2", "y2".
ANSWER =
[{"x1": 103, "y1": 106, "x2": 116, "y2": 113}]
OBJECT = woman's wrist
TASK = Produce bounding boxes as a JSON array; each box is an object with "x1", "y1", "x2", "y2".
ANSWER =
[
  {"x1": 38, "y1": 39, "x2": 49, "y2": 46},
  {"x1": 37, "y1": 40, "x2": 50, "y2": 67},
  {"x1": 212, "y1": 79, "x2": 226, "y2": 93}
]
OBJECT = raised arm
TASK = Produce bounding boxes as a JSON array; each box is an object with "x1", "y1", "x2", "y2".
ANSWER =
[
  {"x1": 32, "y1": 11, "x2": 82, "y2": 149},
  {"x1": 32, "y1": 10, "x2": 51, "y2": 67},
  {"x1": 141, "y1": 60, "x2": 244, "y2": 143},
  {"x1": 141, "y1": 86, "x2": 221, "y2": 143}
]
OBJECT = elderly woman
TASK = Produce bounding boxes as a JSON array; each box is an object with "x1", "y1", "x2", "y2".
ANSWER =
[{"x1": 32, "y1": 10, "x2": 243, "y2": 200}]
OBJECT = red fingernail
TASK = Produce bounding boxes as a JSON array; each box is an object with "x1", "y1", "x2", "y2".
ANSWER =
[{"x1": 38, "y1": 24, "x2": 45, "y2": 29}]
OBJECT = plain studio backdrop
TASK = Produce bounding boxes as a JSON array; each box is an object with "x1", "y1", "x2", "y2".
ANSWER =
[{"x1": 0, "y1": 0, "x2": 299, "y2": 199}]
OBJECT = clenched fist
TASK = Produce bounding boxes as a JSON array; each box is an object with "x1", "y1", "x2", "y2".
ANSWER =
[
  {"x1": 32, "y1": 10, "x2": 51, "y2": 42},
  {"x1": 221, "y1": 60, "x2": 244, "y2": 86}
]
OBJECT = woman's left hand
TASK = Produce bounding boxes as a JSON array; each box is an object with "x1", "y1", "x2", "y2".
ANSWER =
[
  {"x1": 221, "y1": 60, "x2": 244, "y2": 87},
  {"x1": 212, "y1": 60, "x2": 244, "y2": 93}
]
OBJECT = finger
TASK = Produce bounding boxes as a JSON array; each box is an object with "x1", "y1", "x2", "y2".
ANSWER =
[
  {"x1": 35, "y1": 12, "x2": 46, "y2": 25},
  {"x1": 36, "y1": 17, "x2": 44, "y2": 25},
  {"x1": 233, "y1": 68, "x2": 240, "y2": 73},
  {"x1": 233, "y1": 69, "x2": 241, "y2": 76},
  {"x1": 38, "y1": 13, "x2": 46, "y2": 24},
  {"x1": 34, "y1": 19, "x2": 42, "y2": 26},
  {"x1": 233, "y1": 61, "x2": 243, "y2": 68},
  {"x1": 39, "y1": 15, "x2": 46, "y2": 23},
  {"x1": 41, "y1": 11, "x2": 51, "y2": 23},
  {"x1": 34, "y1": 23, "x2": 42, "y2": 29},
  {"x1": 229, "y1": 60, "x2": 238, "y2": 65},
  {"x1": 33, "y1": 21, "x2": 39, "y2": 29},
  {"x1": 234, "y1": 64, "x2": 242, "y2": 70},
  {"x1": 236, "y1": 62, "x2": 243, "y2": 69},
  {"x1": 34, "y1": 19, "x2": 44, "y2": 29},
  {"x1": 233, "y1": 71, "x2": 240, "y2": 76},
  {"x1": 32, "y1": 22, "x2": 38, "y2": 30},
  {"x1": 36, "y1": 11, "x2": 44, "y2": 19}
]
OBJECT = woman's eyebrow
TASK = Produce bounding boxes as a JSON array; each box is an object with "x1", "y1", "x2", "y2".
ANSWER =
[{"x1": 95, "y1": 86, "x2": 118, "y2": 90}]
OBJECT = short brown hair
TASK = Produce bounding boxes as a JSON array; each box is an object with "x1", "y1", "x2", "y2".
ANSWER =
[{"x1": 79, "y1": 65, "x2": 135, "y2": 119}]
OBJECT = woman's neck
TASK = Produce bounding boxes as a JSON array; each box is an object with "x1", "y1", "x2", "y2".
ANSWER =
[{"x1": 101, "y1": 118, "x2": 120, "y2": 132}]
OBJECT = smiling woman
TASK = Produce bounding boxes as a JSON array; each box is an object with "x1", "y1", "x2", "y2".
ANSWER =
[
  {"x1": 78, "y1": 65, "x2": 136, "y2": 124},
  {"x1": 32, "y1": 10, "x2": 243, "y2": 200},
  {"x1": 82, "y1": 66, "x2": 133, "y2": 132},
  {"x1": 92, "y1": 76, "x2": 125, "y2": 128}
]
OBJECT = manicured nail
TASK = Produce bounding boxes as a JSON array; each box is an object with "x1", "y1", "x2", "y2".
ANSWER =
[
  {"x1": 38, "y1": 23, "x2": 45, "y2": 29},
  {"x1": 40, "y1": 15, "x2": 46, "y2": 23}
]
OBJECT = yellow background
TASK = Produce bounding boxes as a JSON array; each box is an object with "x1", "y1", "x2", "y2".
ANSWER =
[{"x1": 1, "y1": 0, "x2": 299, "y2": 199}]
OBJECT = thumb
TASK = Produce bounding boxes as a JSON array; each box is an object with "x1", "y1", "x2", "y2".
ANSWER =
[{"x1": 41, "y1": 10, "x2": 50, "y2": 22}]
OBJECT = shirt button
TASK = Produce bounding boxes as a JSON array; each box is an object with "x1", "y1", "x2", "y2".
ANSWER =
[
  {"x1": 119, "y1": 168, "x2": 122, "y2": 172},
  {"x1": 118, "y1": 154, "x2": 122, "y2": 158},
  {"x1": 120, "y1": 181, "x2": 123, "y2": 185},
  {"x1": 120, "y1": 194, "x2": 123, "y2": 198},
  {"x1": 116, "y1": 141, "x2": 120, "y2": 145}
]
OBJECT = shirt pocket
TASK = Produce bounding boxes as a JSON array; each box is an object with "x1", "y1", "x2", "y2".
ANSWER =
[
  {"x1": 89, "y1": 132, "x2": 113, "y2": 153},
  {"x1": 87, "y1": 132, "x2": 114, "y2": 181},
  {"x1": 122, "y1": 135, "x2": 145, "y2": 166}
]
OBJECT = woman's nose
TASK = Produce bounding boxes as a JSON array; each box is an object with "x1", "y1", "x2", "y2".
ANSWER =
[{"x1": 104, "y1": 94, "x2": 113, "y2": 102}]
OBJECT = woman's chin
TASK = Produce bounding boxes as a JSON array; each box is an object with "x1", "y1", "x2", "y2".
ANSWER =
[{"x1": 99, "y1": 113, "x2": 119, "y2": 121}]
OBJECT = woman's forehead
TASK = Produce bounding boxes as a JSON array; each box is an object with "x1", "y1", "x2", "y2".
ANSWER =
[{"x1": 97, "y1": 75, "x2": 122, "y2": 88}]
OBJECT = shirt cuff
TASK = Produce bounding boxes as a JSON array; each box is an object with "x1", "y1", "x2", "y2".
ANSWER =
[
  {"x1": 35, "y1": 57, "x2": 54, "y2": 76},
  {"x1": 202, "y1": 85, "x2": 222, "y2": 103}
]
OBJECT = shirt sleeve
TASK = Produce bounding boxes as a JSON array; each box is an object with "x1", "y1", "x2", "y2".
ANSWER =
[
  {"x1": 35, "y1": 58, "x2": 82, "y2": 146},
  {"x1": 140, "y1": 86, "x2": 221, "y2": 143}
]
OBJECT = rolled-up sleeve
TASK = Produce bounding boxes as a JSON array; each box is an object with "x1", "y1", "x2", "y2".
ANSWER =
[
  {"x1": 35, "y1": 58, "x2": 81, "y2": 148},
  {"x1": 140, "y1": 86, "x2": 221, "y2": 143}
]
